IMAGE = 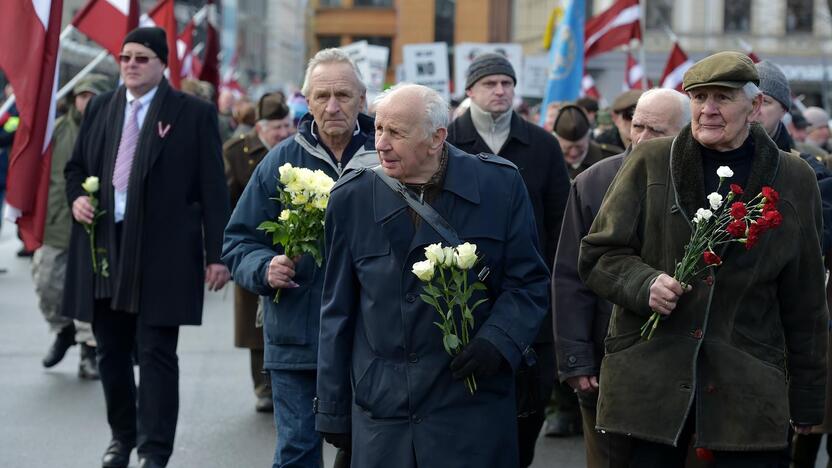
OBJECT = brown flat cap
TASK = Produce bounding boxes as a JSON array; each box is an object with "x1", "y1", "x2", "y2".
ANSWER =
[
  {"x1": 683, "y1": 51, "x2": 759, "y2": 92},
  {"x1": 554, "y1": 104, "x2": 591, "y2": 141},
  {"x1": 257, "y1": 93, "x2": 290, "y2": 121},
  {"x1": 612, "y1": 90, "x2": 643, "y2": 113}
]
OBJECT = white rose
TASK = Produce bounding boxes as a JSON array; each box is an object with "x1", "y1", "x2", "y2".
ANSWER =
[
  {"x1": 716, "y1": 166, "x2": 734, "y2": 178},
  {"x1": 424, "y1": 243, "x2": 445, "y2": 264},
  {"x1": 707, "y1": 192, "x2": 723, "y2": 210},
  {"x1": 279, "y1": 209, "x2": 291, "y2": 221},
  {"x1": 81, "y1": 176, "x2": 100, "y2": 194},
  {"x1": 693, "y1": 208, "x2": 713, "y2": 224},
  {"x1": 312, "y1": 194, "x2": 329, "y2": 211},
  {"x1": 442, "y1": 246, "x2": 456, "y2": 267},
  {"x1": 412, "y1": 259, "x2": 435, "y2": 282},
  {"x1": 279, "y1": 163, "x2": 297, "y2": 185},
  {"x1": 454, "y1": 242, "x2": 478, "y2": 270},
  {"x1": 291, "y1": 192, "x2": 309, "y2": 205}
]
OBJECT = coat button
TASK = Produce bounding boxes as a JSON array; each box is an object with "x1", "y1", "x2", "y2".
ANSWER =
[
  {"x1": 412, "y1": 415, "x2": 422, "y2": 424},
  {"x1": 408, "y1": 353, "x2": 419, "y2": 363},
  {"x1": 704, "y1": 275, "x2": 714, "y2": 286},
  {"x1": 567, "y1": 356, "x2": 577, "y2": 365},
  {"x1": 706, "y1": 384, "x2": 717, "y2": 394},
  {"x1": 405, "y1": 293, "x2": 416, "y2": 303},
  {"x1": 692, "y1": 329, "x2": 703, "y2": 339}
]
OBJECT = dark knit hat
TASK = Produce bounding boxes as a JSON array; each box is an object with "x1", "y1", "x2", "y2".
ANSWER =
[
  {"x1": 465, "y1": 53, "x2": 516, "y2": 89},
  {"x1": 123, "y1": 27, "x2": 168, "y2": 64},
  {"x1": 257, "y1": 93, "x2": 291, "y2": 121},
  {"x1": 756, "y1": 60, "x2": 791, "y2": 111},
  {"x1": 554, "y1": 104, "x2": 591, "y2": 141}
]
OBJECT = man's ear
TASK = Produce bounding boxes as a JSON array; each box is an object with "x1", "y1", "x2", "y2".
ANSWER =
[
  {"x1": 430, "y1": 127, "x2": 448, "y2": 151},
  {"x1": 748, "y1": 94, "x2": 763, "y2": 124}
]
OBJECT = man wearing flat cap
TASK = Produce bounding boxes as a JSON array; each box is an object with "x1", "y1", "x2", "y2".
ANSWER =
[
  {"x1": 222, "y1": 93, "x2": 294, "y2": 414},
  {"x1": 33, "y1": 74, "x2": 111, "y2": 380},
  {"x1": 64, "y1": 27, "x2": 231, "y2": 468},
  {"x1": 553, "y1": 104, "x2": 620, "y2": 180},
  {"x1": 579, "y1": 50, "x2": 827, "y2": 465},
  {"x1": 596, "y1": 89, "x2": 642, "y2": 149},
  {"x1": 446, "y1": 52, "x2": 570, "y2": 466}
]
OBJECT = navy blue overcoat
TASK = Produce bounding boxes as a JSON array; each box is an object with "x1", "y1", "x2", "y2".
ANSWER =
[{"x1": 315, "y1": 144, "x2": 550, "y2": 467}]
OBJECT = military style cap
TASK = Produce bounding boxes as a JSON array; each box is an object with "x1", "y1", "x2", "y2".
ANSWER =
[
  {"x1": 611, "y1": 90, "x2": 643, "y2": 113},
  {"x1": 257, "y1": 93, "x2": 291, "y2": 121},
  {"x1": 683, "y1": 51, "x2": 759, "y2": 92},
  {"x1": 73, "y1": 73, "x2": 111, "y2": 96},
  {"x1": 554, "y1": 104, "x2": 591, "y2": 141}
]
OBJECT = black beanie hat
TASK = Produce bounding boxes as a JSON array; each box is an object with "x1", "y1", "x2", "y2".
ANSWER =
[
  {"x1": 123, "y1": 27, "x2": 168, "y2": 64},
  {"x1": 465, "y1": 53, "x2": 516, "y2": 89}
]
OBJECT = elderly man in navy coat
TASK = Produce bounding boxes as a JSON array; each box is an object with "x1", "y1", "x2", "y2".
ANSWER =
[{"x1": 314, "y1": 83, "x2": 550, "y2": 467}]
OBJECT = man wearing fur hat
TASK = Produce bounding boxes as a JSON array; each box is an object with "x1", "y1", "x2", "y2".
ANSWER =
[
  {"x1": 579, "y1": 51, "x2": 827, "y2": 465},
  {"x1": 64, "y1": 27, "x2": 231, "y2": 468}
]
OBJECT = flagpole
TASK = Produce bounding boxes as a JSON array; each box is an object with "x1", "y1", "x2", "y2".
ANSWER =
[{"x1": 638, "y1": 0, "x2": 648, "y2": 89}]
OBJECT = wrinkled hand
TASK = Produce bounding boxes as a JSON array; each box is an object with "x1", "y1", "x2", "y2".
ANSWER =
[
  {"x1": 450, "y1": 338, "x2": 506, "y2": 379},
  {"x1": 566, "y1": 375, "x2": 599, "y2": 393},
  {"x1": 72, "y1": 196, "x2": 95, "y2": 224},
  {"x1": 267, "y1": 255, "x2": 300, "y2": 289},
  {"x1": 648, "y1": 273, "x2": 690, "y2": 316},
  {"x1": 321, "y1": 431, "x2": 351, "y2": 450},
  {"x1": 205, "y1": 263, "x2": 230, "y2": 291}
]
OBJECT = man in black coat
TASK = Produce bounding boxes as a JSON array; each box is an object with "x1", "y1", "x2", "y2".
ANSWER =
[
  {"x1": 446, "y1": 53, "x2": 570, "y2": 467},
  {"x1": 63, "y1": 27, "x2": 230, "y2": 468}
]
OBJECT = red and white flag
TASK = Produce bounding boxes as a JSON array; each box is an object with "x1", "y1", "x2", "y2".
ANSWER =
[
  {"x1": 178, "y1": 19, "x2": 198, "y2": 79},
  {"x1": 198, "y1": 0, "x2": 221, "y2": 97},
  {"x1": 585, "y1": 0, "x2": 642, "y2": 59},
  {"x1": 0, "y1": 0, "x2": 62, "y2": 250},
  {"x1": 624, "y1": 52, "x2": 652, "y2": 90},
  {"x1": 141, "y1": 0, "x2": 181, "y2": 89},
  {"x1": 580, "y1": 73, "x2": 601, "y2": 100},
  {"x1": 660, "y1": 42, "x2": 693, "y2": 92},
  {"x1": 72, "y1": 0, "x2": 140, "y2": 57},
  {"x1": 738, "y1": 39, "x2": 761, "y2": 63}
]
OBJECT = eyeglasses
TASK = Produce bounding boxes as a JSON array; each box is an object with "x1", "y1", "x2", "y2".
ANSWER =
[{"x1": 118, "y1": 54, "x2": 157, "y2": 64}]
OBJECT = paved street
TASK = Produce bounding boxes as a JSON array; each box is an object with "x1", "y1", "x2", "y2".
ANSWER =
[{"x1": 0, "y1": 221, "x2": 585, "y2": 467}]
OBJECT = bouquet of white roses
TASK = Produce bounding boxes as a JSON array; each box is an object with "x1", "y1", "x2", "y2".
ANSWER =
[
  {"x1": 258, "y1": 163, "x2": 335, "y2": 302},
  {"x1": 412, "y1": 242, "x2": 488, "y2": 394},
  {"x1": 81, "y1": 176, "x2": 108, "y2": 277}
]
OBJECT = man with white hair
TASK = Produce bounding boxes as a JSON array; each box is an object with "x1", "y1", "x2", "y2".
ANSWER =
[
  {"x1": 580, "y1": 51, "x2": 827, "y2": 465},
  {"x1": 222, "y1": 48, "x2": 377, "y2": 467},
  {"x1": 315, "y1": 83, "x2": 550, "y2": 467},
  {"x1": 804, "y1": 106, "x2": 832, "y2": 153},
  {"x1": 554, "y1": 88, "x2": 690, "y2": 467}
]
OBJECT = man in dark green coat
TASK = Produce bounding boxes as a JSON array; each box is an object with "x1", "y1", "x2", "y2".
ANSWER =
[{"x1": 579, "y1": 51, "x2": 828, "y2": 465}]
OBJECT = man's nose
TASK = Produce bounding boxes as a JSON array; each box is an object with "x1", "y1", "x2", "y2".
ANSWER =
[{"x1": 325, "y1": 96, "x2": 339, "y2": 113}]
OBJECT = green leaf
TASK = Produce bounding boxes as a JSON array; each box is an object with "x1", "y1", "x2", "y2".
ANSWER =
[
  {"x1": 471, "y1": 282, "x2": 487, "y2": 291},
  {"x1": 419, "y1": 294, "x2": 441, "y2": 309},
  {"x1": 423, "y1": 283, "x2": 441, "y2": 297},
  {"x1": 443, "y1": 334, "x2": 460, "y2": 352},
  {"x1": 469, "y1": 298, "x2": 488, "y2": 313}
]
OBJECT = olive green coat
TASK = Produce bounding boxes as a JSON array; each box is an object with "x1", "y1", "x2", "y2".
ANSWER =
[{"x1": 579, "y1": 123, "x2": 828, "y2": 450}]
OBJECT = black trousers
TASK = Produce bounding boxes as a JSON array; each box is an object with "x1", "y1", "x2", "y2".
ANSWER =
[
  {"x1": 93, "y1": 299, "x2": 180, "y2": 464},
  {"x1": 518, "y1": 342, "x2": 556, "y2": 467},
  {"x1": 629, "y1": 414, "x2": 790, "y2": 468}
]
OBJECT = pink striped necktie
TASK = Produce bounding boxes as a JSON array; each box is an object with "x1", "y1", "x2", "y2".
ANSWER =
[{"x1": 112, "y1": 99, "x2": 142, "y2": 192}]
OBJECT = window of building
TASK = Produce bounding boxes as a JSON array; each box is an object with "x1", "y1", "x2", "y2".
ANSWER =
[
  {"x1": 318, "y1": 0, "x2": 341, "y2": 6},
  {"x1": 645, "y1": 0, "x2": 673, "y2": 30},
  {"x1": 317, "y1": 36, "x2": 342, "y2": 51},
  {"x1": 724, "y1": 0, "x2": 751, "y2": 32},
  {"x1": 786, "y1": 0, "x2": 813, "y2": 33},
  {"x1": 353, "y1": 0, "x2": 393, "y2": 7},
  {"x1": 435, "y1": 0, "x2": 455, "y2": 46}
]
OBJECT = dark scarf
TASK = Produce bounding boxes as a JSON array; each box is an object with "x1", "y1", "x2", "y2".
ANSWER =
[
  {"x1": 770, "y1": 121, "x2": 794, "y2": 153},
  {"x1": 96, "y1": 79, "x2": 170, "y2": 313},
  {"x1": 404, "y1": 145, "x2": 449, "y2": 227}
]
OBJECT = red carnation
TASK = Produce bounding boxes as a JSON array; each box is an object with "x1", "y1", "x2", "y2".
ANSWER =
[
  {"x1": 727, "y1": 219, "x2": 746, "y2": 238},
  {"x1": 730, "y1": 184, "x2": 743, "y2": 195},
  {"x1": 763, "y1": 209, "x2": 782, "y2": 228},
  {"x1": 696, "y1": 448, "x2": 715, "y2": 462},
  {"x1": 729, "y1": 202, "x2": 748, "y2": 220},
  {"x1": 762, "y1": 202, "x2": 777, "y2": 214},
  {"x1": 746, "y1": 222, "x2": 763, "y2": 249},
  {"x1": 703, "y1": 251, "x2": 722, "y2": 266},
  {"x1": 762, "y1": 186, "x2": 779, "y2": 204}
]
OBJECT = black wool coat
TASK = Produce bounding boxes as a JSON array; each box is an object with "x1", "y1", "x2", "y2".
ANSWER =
[{"x1": 63, "y1": 80, "x2": 229, "y2": 326}]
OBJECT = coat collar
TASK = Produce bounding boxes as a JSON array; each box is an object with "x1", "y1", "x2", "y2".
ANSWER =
[
  {"x1": 453, "y1": 109, "x2": 530, "y2": 148},
  {"x1": 671, "y1": 122, "x2": 781, "y2": 221}
]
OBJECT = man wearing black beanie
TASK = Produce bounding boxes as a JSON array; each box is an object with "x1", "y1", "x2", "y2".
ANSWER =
[{"x1": 63, "y1": 27, "x2": 231, "y2": 468}]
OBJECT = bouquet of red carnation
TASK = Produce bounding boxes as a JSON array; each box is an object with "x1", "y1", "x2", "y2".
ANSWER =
[{"x1": 640, "y1": 166, "x2": 782, "y2": 339}]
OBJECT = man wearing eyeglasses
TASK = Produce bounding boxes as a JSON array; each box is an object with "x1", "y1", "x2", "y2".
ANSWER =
[{"x1": 63, "y1": 27, "x2": 230, "y2": 468}]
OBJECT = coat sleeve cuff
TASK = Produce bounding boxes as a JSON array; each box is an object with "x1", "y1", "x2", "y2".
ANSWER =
[
  {"x1": 314, "y1": 398, "x2": 351, "y2": 433},
  {"x1": 476, "y1": 323, "x2": 524, "y2": 372},
  {"x1": 790, "y1": 384, "x2": 826, "y2": 425},
  {"x1": 555, "y1": 340, "x2": 598, "y2": 380}
]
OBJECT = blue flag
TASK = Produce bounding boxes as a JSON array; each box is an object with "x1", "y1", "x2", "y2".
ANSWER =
[{"x1": 539, "y1": 0, "x2": 585, "y2": 126}]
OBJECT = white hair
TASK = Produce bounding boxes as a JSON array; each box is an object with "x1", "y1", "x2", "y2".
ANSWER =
[
  {"x1": 742, "y1": 82, "x2": 761, "y2": 101},
  {"x1": 374, "y1": 83, "x2": 449, "y2": 139},
  {"x1": 300, "y1": 48, "x2": 366, "y2": 97},
  {"x1": 638, "y1": 88, "x2": 691, "y2": 130}
]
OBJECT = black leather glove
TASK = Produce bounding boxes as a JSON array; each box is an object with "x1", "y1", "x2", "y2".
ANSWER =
[
  {"x1": 449, "y1": 337, "x2": 506, "y2": 379},
  {"x1": 322, "y1": 431, "x2": 351, "y2": 450}
]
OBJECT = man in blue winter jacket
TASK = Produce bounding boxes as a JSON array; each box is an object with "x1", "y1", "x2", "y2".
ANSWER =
[{"x1": 222, "y1": 48, "x2": 377, "y2": 468}]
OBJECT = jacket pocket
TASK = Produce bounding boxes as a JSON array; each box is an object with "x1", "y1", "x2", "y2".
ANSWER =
[
  {"x1": 264, "y1": 286, "x2": 311, "y2": 345},
  {"x1": 731, "y1": 327, "x2": 786, "y2": 372},
  {"x1": 603, "y1": 328, "x2": 643, "y2": 354},
  {"x1": 353, "y1": 357, "x2": 410, "y2": 419}
]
